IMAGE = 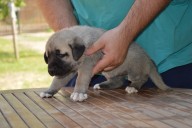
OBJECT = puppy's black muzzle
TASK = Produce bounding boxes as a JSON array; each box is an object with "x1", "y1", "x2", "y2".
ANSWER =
[
  {"x1": 47, "y1": 54, "x2": 73, "y2": 76},
  {"x1": 44, "y1": 53, "x2": 73, "y2": 76},
  {"x1": 48, "y1": 65, "x2": 60, "y2": 76}
]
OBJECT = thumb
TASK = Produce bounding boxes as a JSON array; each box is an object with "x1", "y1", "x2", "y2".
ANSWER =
[{"x1": 85, "y1": 40, "x2": 104, "y2": 55}]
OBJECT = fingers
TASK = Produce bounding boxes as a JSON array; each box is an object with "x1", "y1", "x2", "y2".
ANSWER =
[
  {"x1": 92, "y1": 55, "x2": 119, "y2": 74},
  {"x1": 85, "y1": 40, "x2": 104, "y2": 55},
  {"x1": 92, "y1": 55, "x2": 111, "y2": 75},
  {"x1": 104, "y1": 66, "x2": 116, "y2": 71}
]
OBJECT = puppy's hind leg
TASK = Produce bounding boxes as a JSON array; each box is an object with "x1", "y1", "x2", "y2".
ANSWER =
[
  {"x1": 40, "y1": 72, "x2": 76, "y2": 98},
  {"x1": 93, "y1": 76, "x2": 125, "y2": 90},
  {"x1": 125, "y1": 75, "x2": 148, "y2": 94}
]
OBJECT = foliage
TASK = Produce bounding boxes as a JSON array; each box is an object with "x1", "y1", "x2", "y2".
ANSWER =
[{"x1": 0, "y1": 0, "x2": 25, "y2": 20}]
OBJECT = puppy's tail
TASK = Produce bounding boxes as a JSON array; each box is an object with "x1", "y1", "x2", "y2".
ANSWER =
[{"x1": 149, "y1": 62, "x2": 171, "y2": 90}]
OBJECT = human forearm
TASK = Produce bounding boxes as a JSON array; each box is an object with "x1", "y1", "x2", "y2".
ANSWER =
[
  {"x1": 85, "y1": 0, "x2": 171, "y2": 74},
  {"x1": 118, "y1": 0, "x2": 170, "y2": 42},
  {"x1": 36, "y1": 0, "x2": 77, "y2": 31}
]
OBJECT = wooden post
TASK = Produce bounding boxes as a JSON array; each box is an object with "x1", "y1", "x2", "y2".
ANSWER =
[{"x1": 9, "y1": 1, "x2": 19, "y2": 60}]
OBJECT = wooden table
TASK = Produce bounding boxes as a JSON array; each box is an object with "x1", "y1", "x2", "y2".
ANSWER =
[{"x1": 0, "y1": 87, "x2": 192, "y2": 128}]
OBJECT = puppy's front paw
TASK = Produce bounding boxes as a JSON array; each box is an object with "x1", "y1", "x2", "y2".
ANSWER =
[
  {"x1": 125, "y1": 87, "x2": 138, "y2": 94},
  {"x1": 70, "y1": 92, "x2": 88, "y2": 102},
  {"x1": 40, "y1": 92, "x2": 53, "y2": 98}
]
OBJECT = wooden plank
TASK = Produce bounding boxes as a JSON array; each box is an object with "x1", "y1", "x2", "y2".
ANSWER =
[
  {"x1": 86, "y1": 88, "x2": 191, "y2": 128},
  {"x1": 140, "y1": 90, "x2": 192, "y2": 114},
  {"x1": 64, "y1": 88, "x2": 154, "y2": 128},
  {"x1": 109, "y1": 89, "x2": 192, "y2": 114},
  {"x1": 53, "y1": 92, "x2": 124, "y2": 128},
  {"x1": 104, "y1": 89, "x2": 192, "y2": 127},
  {"x1": 0, "y1": 88, "x2": 192, "y2": 128},
  {"x1": 165, "y1": 92, "x2": 192, "y2": 104},
  {"x1": 0, "y1": 109, "x2": 11, "y2": 128},
  {"x1": 0, "y1": 94, "x2": 28, "y2": 128},
  {"x1": 0, "y1": 88, "x2": 45, "y2": 94},
  {"x1": 139, "y1": 93, "x2": 192, "y2": 127},
  {"x1": 88, "y1": 91, "x2": 163, "y2": 119},
  {"x1": 25, "y1": 91, "x2": 83, "y2": 128},
  {"x1": 163, "y1": 119, "x2": 191, "y2": 128},
  {"x1": 176, "y1": 117, "x2": 192, "y2": 127},
  {"x1": 14, "y1": 92, "x2": 64, "y2": 128},
  {"x1": 40, "y1": 94, "x2": 103, "y2": 128},
  {"x1": 146, "y1": 121, "x2": 173, "y2": 128},
  {"x1": 120, "y1": 89, "x2": 192, "y2": 126},
  {"x1": 167, "y1": 103, "x2": 190, "y2": 111},
  {"x1": 3, "y1": 93, "x2": 45, "y2": 128},
  {"x1": 175, "y1": 89, "x2": 192, "y2": 96}
]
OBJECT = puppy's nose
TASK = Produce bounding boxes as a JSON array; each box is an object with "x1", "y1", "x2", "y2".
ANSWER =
[
  {"x1": 48, "y1": 67, "x2": 56, "y2": 76},
  {"x1": 48, "y1": 70, "x2": 54, "y2": 76}
]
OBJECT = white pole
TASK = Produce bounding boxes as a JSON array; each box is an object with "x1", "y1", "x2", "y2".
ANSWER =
[{"x1": 8, "y1": 1, "x2": 19, "y2": 60}]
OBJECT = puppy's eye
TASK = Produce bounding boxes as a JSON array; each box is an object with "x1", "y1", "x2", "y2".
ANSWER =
[{"x1": 55, "y1": 50, "x2": 69, "y2": 58}]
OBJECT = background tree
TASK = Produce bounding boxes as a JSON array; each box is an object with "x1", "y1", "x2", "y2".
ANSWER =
[{"x1": 0, "y1": 0, "x2": 25, "y2": 20}]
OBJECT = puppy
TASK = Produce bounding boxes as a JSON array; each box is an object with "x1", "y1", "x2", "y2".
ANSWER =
[{"x1": 40, "y1": 26, "x2": 170, "y2": 101}]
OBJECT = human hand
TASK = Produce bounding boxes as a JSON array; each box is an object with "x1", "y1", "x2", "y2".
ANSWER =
[{"x1": 86, "y1": 27, "x2": 131, "y2": 75}]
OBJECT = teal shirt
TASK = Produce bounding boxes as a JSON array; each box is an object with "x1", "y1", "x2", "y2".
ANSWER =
[{"x1": 71, "y1": 0, "x2": 192, "y2": 73}]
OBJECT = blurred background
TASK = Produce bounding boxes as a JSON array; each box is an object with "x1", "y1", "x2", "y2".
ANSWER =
[{"x1": 0, "y1": 0, "x2": 53, "y2": 90}]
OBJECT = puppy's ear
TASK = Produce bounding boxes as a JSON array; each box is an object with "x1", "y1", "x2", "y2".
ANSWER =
[
  {"x1": 44, "y1": 52, "x2": 48, "y2": 64},
  {"x1": 69, "y1": 37, "x2": 85, "y2": 61}
]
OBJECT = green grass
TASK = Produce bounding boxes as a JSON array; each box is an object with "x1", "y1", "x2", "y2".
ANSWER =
[
  {"x1": 0, "y1": 37, "x2": 52, "y2": 90},
  {"x1": 0, "y1": 38, "x2": 45, "y2": 73}
]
